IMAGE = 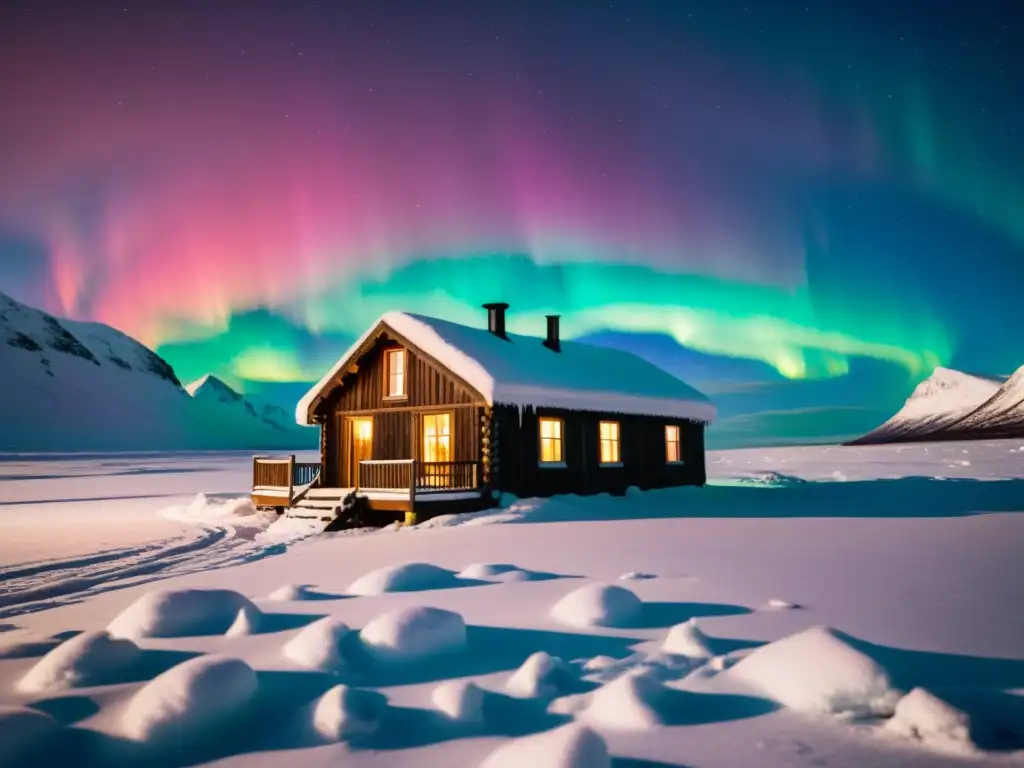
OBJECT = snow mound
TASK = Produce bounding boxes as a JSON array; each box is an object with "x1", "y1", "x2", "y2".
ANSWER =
[
  {"x1": 121, "y1": 655, "x2": 257, "y2": 743},
  {"x1": 432, "y1": 679, "x2": 485, "y2": 722},
  {"x1": 480, "y1": 723, "x2": 611, "y2": 768},
  {"x1": 17, "y1": 630, "x2": 140, "y2": 693},
  {"x1": 160, "y1": 493, "x2": 273, "y2": 532},
  {"x1": 311, "y1": 683, "x2": 388, "y2": 741},
  {"x1": 458, "y1": 563, "x2": 521, "y2": 579},
  {"x1": 886, "y1": 688, "x2": 977, "y2": 754},
  {"x1": 619, "y1": 571, "x2": 656, "y2": 580},
  {"x1": 267, "y1": 584, "x2": 315, "y2": 601},
  {"x1": 225, "y1": 604, "x2": 262, "y2": 637},
  {"x1": 360, "y1": 606, "x2": 467, "y2": 663},
  {"x1": 0, "y1": 706, "x2": 58, "y2": 764},
  {"x1": 739, "y1": 471, "x2": 809, "y2": 486},
  {"x1": 767, "y1": 598, "x2": 799, "y2": 610},
  {"x1": 550, "y1": 583, "x2": 642, "y2": 628},
  {"x1": 107, "y1": 588, "x2": 261, "y2": 639},
  {"x1": 662, "y1": 619, "x2": 713, "y2": 659},
  {"x1": 282, "y1": 617, "x2": 357, "y2": 673},
  {"x1": 348, "y1": 562, "x2": 461, "y2": 595},
  {"x1": 585, "y1": 669, "x2": 667, "y2": 730},
  {"x1": 730, "y1": 626, "x2": 900, "y2": 716},
  {"x1": 506, "y1": 652, "x2": 578, "y2": 698},
  {"x1": 254, "y1": 515, "x2": 324, "y2": 545}
]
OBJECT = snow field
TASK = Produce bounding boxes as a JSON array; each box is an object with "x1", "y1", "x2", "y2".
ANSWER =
[{"x1": 2, "y1": 442, "x2": 1023, "y2": 767}]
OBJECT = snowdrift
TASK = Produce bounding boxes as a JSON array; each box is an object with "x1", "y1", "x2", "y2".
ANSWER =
[
  {"x1": 730, "y1": 625, "x2": 900, "y2": 716},
  {"x1": 311, "y1": 684, "x2": 388, "y2": 740},
  {"x1": 480, "y1": 723, "x2": 611, "y2": 768},
  {"x1": 17, "y1": 630, "x2": 140, "y2": 692},
  {"x1": 550, "y1": 583, "x2": 643, "y2": 628},
  {"x1": 282, "y1": 616, "x2": 358, "y2": 673},
  {"x1": 120, "y1": 655, "x2": 258, "y2": 743},
  {"x1": 107, "y1": 588, "x2": 262, "y2": 639},
  {"x1": 347, "y1": 562, "x2": 464, "y2": 594},
  {"x1": 359, "y1": 606, "x2": 467, "y2": 663}
]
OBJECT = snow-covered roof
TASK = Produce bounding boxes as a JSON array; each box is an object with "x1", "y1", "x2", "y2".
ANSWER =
[{"x1": 297, "y1": 312, "x2": 716, "y2": 425}]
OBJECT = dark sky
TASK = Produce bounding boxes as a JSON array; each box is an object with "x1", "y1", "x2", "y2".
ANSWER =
[{"x1": 1, "y1": 0, "x2": 1021, "y2": 445}]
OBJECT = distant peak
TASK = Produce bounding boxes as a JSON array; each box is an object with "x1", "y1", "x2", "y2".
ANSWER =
[{"x1": 186, "y1": 374, "x2": 242, "y2": 401}]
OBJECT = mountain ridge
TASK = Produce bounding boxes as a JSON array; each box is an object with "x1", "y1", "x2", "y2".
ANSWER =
[
  {"x1": 0, "y1": 291, "x2": 314, "y2": 451},
  {"x1": 846, "y1": 364, "x2": 1023, "y2": 445}
]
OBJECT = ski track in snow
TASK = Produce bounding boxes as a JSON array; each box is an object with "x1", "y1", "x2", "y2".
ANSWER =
[{"x1": 0, "y1": 521, "x2": 285, "y2": 619}]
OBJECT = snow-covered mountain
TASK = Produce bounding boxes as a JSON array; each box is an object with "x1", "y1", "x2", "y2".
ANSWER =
[
  {"x1": 0, "y1": 291, "x2": 315, "y2": 452},
  {"x1": 942, "y1": 363, "x2": 1024, "y2": 439},
  {"x1": 847, "y1": 367, "x2": 1002, "y2": 445},
  {"x1": 186, "y1": 374, "x2": 295, "y2": 432},
  {"x1": 847, "y1": 364, "x2": 1024, "y2": 445}
]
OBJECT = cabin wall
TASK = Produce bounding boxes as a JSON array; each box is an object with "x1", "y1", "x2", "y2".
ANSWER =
[
  {"x1": 491, "y1": 405, "x2": 706, "y2": 498},
  {"x1": 329, "y1": 335, "x2": 479, "y2": 412},
  {"x1": 312, "y1": 333, "x2": 487, "y2": 487}
]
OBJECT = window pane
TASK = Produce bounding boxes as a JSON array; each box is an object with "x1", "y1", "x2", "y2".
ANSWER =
[
  {"x1": 540, "y1": 418, "x2": 560, "y2": 438},
  {"x1": 393, "y1": 350, "x2": 404, "y2": 374}
]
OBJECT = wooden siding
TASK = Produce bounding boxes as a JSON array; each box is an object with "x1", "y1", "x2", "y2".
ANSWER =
[
  {"x1": 491, "y1": 405, "x2": 706, "y2": 497},
  {"x1": 327, "y1": 335, "x2": 480, "y2": 412}
]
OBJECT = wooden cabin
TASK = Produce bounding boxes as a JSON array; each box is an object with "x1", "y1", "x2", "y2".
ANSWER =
[{"x1": 251, "y1": 303, "x2": 716, "y2": 525}]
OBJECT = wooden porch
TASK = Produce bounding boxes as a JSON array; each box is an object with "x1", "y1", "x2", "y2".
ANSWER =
[{"x1": 251, "y1": 456, "x2": 484, "y2": 516}]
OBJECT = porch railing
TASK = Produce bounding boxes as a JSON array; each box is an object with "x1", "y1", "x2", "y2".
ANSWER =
[
  {"x1": 252, "y1": 455, "x2": 321, "y2": 505},
  {"x1": 358, "y1": 459, "x2": 479, "y2": 494}
]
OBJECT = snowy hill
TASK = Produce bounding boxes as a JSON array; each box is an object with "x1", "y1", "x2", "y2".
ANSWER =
[
  {"x1": 0, "y1": 292, "x2": 315, "y2": 452},
  {"x1": 847, "y1": 367, "x2": 1001, "y2": 445},
  {"x1": 942, "y1": 363, "x2": 1024, "y2": 439}
]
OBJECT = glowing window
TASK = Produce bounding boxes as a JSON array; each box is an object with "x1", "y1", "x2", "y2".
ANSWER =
[
  {"x1": 386, "y1": 349, "x2": 406, "y2": 397},
  {"x1": 539, "y1": 418, "x2": 563, "y2": 464},
  {"x1": 666, "y1": 425, "x2": 681, "y2": 463},
  {"x1": 422, "y1": 413, "x2": 451, "y2": 463},
  {"x1": 599, "y1": 421, "x2": 620, "y2": 464}
]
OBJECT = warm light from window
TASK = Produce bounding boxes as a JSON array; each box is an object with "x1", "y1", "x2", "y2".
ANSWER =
[
  {"x1": 599, "y1": 421, "x2": 620, "y2": 464},
  {"x1": 539, "y1": 417, "x2": 563, "y2": 463},
  {"x1": 666, "y1": 425, "x2": 681, "y2": 463},
  {"x1": 354, "y1": 418, "x2": 373, "y2": 442},
  {"x1": 387, "y1": 349, "x2": 406, "y2": 397},
  {"x1": 423, "y1": 413, "x2": 451, "y2": 462}
]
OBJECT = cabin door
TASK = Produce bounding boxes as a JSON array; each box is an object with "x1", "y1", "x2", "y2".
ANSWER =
[
  {"x1": 421, "y1": 412, "x2": 452, "y2": 487},
  {"x1": 349, "y1": 418, "x2": 373, "y2": 488}
]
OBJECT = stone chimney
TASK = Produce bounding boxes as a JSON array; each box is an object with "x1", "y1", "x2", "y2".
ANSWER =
[
  {"x1": 543, "y1": 314, "x2": 561, "y2": 352},
  {"x1": 482, "y1": 302, "x2": 509, "y2": 340}
]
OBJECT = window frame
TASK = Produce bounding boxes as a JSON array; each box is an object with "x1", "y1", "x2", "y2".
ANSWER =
[
  {"x1": 538, "y1": 416, "x2": 566, "y2": 468},
  {"x1": 665, "y1": 424, "x2": 683, "y2": 465},
  {"x1": 598, "y1": 420, "x2": 622, "y2": 466},
  {"x1": 421, "y1": 411, "x2": 453, "y2": 463},
  {"x1": 384, "y1": 348, "x2": 407, "y2": 400}
]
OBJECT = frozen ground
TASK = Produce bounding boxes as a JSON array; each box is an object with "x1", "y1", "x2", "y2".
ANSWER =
[{"x1": 1, "y1": 440, "x2": 1023, "y2": 767}]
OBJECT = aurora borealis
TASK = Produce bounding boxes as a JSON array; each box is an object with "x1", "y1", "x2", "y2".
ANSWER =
[{"x1": 1, "y1": 1, "x2": 1022, "y2": 447}]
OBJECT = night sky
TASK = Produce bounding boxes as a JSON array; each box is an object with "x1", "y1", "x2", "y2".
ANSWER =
[{"x1": 1, "y1": 0, "x2": 1022, "y2": 447}]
